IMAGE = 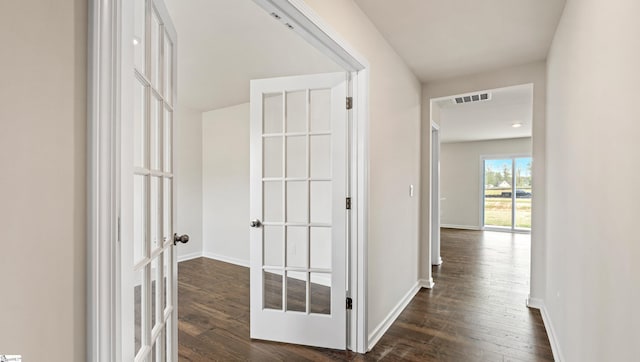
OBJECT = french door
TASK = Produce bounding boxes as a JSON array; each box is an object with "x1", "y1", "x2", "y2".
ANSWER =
[
  {"x1": 249, "y1": 72, "x2": 349, "y2": 349},
  {"x1": 121, "y1": 0, "x2": 179, "y2": 361},
  {"x1": 483, "y1": 156, "x2": 532, "y2": 231}
]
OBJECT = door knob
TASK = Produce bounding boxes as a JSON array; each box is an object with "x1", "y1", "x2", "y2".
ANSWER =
[
  {"x1": 173, "y1": 233, "x2": 190, "y2": 245},
  {"x1": 250, "y1": 219, "x2": 262, "y2": 228}
]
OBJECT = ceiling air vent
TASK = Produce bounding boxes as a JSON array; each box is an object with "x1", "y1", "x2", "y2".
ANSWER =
[{"x1": 454, "y1": 92, "x2": 491, "y2": 104}]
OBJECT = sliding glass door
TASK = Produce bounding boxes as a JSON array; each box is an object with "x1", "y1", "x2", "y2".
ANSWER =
[{"x1": 483, "y1": 156, "x2": 532, "y2": 231}]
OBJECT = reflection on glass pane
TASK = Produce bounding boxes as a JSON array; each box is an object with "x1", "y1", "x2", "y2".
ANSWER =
[
  {"x1": 310, "y1": 273, "x2": 331, "y2": 315},
  {"x1": 286, "y1": 226, "x2": 307, "y2": 268},
  {"x1": 134, "y1": 267, "x2": 144, "y2": 356},
  {"x1": 310, "y1": 227, "x2": 331, "y2": 269},
  {"x1": 286, "y1": 136, "x2": 306, "y2": 178},
  {"x1": 310, "y1": 135, "x2": 331, "y2": 178},
  {"x1": 264, "y1": 93, "x2": 283, "y2": 134},
  {"x1": 134, "y1": 175, "x2": 147, "y2": 264},
  {"x1": 286, "y1": 181, "x2": 307, "y2": 223},
  {"x1": 133, "y1": 0, "x2": 145, "y2": 73},
  {"x1": 310, "y1": 89, "x2": 331, "y2": 133},
  {"x1": 286, "y1": 90, "x2": 307, "y2": 133},
  {"x1": 165, "y1": 318, "x2": 172, "y2": 360},
  {"x1": 264, "y1": 270, "x2": 283, "y2": 310},
  {"x1": 134, "y1": 79, "x2": 146, "y2": 168},
  {"x1": 150, "y1": 95, "x2": 162, "y2": 171},
  {"x1": 163, "y1": 178, "x2": 172, "y2": 244},
  {"x1": 163, "y1": 32, "x2": 173, "y2": 104},
  {"x1": 263, "y1": 137, "x2": 283, "y2": 178},
  {"x1": 484, "y1": 159, "x2": 513, "y2": 228},
  {"x1": 163, "y1": 108, "x2": 172, "y2": 172},
  {"x1": 286, "y1": 271, "x2": 307, "y2": 312},
  {"x1": 263, "y1": 181, "x2": 282, "y2": 222},
  {"x1": 151, "y1": 339, "x2": 156, "y2": 361},
  {"x1": 163, "y1": 250, "x2": 171, "y2": 313},
  {"x1": 150, "y1": 9, "x2": 161, "y2": 88},
  {"x1": 151, "y1": 257, "x2": 159, "y2": 329},
  {"x1": 310, "y1": 181, "x2": 331, "y2": 224},
  {"x1": 150, "y1": 176, "x2": 161, "y2": 251},
  {"x1": 263, "y1": 226, "x2": 283, "y2": 267},
  {"x1": 156, "y1": 330, "x2": 165, "y2": 362},
  {"x1": 515, "y1": 157, "x2": 532, "y2": 229}
]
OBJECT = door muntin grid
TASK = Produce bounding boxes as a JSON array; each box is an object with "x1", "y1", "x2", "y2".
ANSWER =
[
  {"x1": 132, "y1": 0, "x2": 175, "y2": 360},
  {"x1": 261, "y1": 89, "x2": 334, "y2": 316}
]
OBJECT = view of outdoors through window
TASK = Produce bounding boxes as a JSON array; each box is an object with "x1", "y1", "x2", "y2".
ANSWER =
[{"x1": 484, "y1": 157, "x2": 532, "y2": 229}]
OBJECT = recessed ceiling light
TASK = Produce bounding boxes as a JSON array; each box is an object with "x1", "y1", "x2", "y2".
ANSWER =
[{"x1": 512, "y1": 122, "x2": 523, "y2": 128}]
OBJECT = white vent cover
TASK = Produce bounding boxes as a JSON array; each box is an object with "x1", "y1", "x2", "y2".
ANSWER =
[{"x1": 454, "y1": 92, "x2": 491, "y2": 104}]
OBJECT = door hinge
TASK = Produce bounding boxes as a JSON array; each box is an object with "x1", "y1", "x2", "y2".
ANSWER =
[
  {"x1": 346, "y1": 297, "x2": 353, "y2": 310},
  {"x1": 346, "y1": 197, "x2": 351, "y2": 210},
  {"x1": 346, "y1": 96, "x2": 353, "y2": 110}
]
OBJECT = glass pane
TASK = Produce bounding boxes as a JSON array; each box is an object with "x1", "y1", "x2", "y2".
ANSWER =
[
  {"x1": 156, "y1": 330, "x2": 165, "y2": 362},
  {"x1": 310, "y1": 272, "x2": 331, "y2": 315},
  {"x1": 310, "y1": 135, "x2": 331, "y2": 178},
  {"x1": 134, "y1": 79, "x2": 146, "y2": 168},
  {"x1": 163, "y1": 107, "x2": 172, "y2": 173},
  {"x1": 133, "y1": 0, "x2": 146, "y2": 73},
  {"x1": 162, "y1": 178, "x2": 172, "y2": 245},
  {"x1": 263, "y1": 137, "x2": 283, "y2": 178},
  {"x1": 310, "y1": 227, "x2": 331, "y2": 269},
  {"x1": 150, "y1": 176, "x2": 161, "y2": 251},
  {"x1": 310, "y1": 181, "x2": 331, "y2": 224},
  {"x1": 134, "y1": 267, "x2": 144, "y2": 356},
  {"x1": 263, "y1": 93, "x2": 283, "y2": 134},
  {"x1": 165, "y1": 318, "x2": 172, "y2": 361},
  {"x1": 264, "y1": 270, "x2": 283, "y2": 310},
  {"x1": 163, "y1": 32, "x2": 173, "y2": 104},
  {"x1": 286, "y1": 136, "x2": 306, "y2": 178},
  {"x1": 151, "y1": 256, "x2": 159, "y2": 329},
  {"x1": 286, "y1": 226, "x2": 307, "y2": 268},
  {"x1": 150, "y1": 95, "x2": 162, "y2": 171},
  {"x1": 515, "y1": 158, "x2": 533, "y2": 229},
  {"x1": 150, "y1": 9, "x2": 161, "y2": 88},
  {"x1": 286, "y1": 90, "x2": 307, "y2": 133},
  {"x1": 134, "y1": 175, "x2": 147, "y2": 264},
  {"x1": 263, "y1": 181, "x2": 282, "y2": 222},
  {"x1": 484, "y1": 159, "x2": 513, "y2": 228},
  {"x1": 286, "y1": 181, "x2": 307, "y2": 223},
  {"x1": 310, "y1": 89, "x2": 331, "y2": 133},
  {"x1": 286, "y1": 271, "x2": 307, "y2": 312},
  {"x1": 163, "y1": 249, "x2": 172, "y2": 313},
  {"x1": 151, "y1": 339, "x2": 156, "y2": 361},
  {"x1": 263, "y1": 226, "x2": 283, "y2": 267}
]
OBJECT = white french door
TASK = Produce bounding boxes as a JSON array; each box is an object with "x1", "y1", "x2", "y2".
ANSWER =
[
  {"x1": 249, "y1": 72, "x2": 349, "y2": 349},
  {"x1": 121, "y1": 0, "x2": 179, "y2": 361}
]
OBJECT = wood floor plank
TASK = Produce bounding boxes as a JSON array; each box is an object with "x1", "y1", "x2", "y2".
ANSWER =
[{"x1": 177, "y1": 228, "x2": 553, "y2": 361}]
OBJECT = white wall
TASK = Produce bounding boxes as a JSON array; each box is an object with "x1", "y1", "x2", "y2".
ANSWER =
[
  {"x1": 0, "y1": 0, "x2": 86, "y2": 360},
  {"x1": 175, "y1": 106, "x2": 203, "y2": 259},
  {"x1": 202, "y1": 103, "x2": 250, "y2": 265},
  {"x1": 545, "y1": 0, "x2": 640, "y2": 360},
  {"x1": 421, "y1": 61, "x2": 547, "y2": 300},
  {"x1": 440, "y1": 138, "x2": 532, "y2": 228},
  {"x1": 303, "y1": 0, "x2": 422, "y2": 342}
]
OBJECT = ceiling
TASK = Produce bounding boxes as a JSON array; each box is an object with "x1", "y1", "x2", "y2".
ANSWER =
[
  {"x1": 164, "y1": 0, "x2": 342, "y2": 112},
  {"x1": 354, "y1": 0, "x2": 566, "y2": 82},
  {"x1": 435, "y1": 84, "x2": 533, "y2": 143}
]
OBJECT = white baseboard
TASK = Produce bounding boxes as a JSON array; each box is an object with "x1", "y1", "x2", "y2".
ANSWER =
[
  {"x1": 202, "y1": 251, "x2": 250, "y2": 268},
  {"x1": 526, "y1": 296, "x2": 564, "y2": 362},
  {"x1": 177, "y1": 251, "x2": 203, "y2": 263},
  {"x1": 419, "y1": 278, "x2": 435, "y2": 289},
  {"x1": 368, "y1": 281, "x2": 421, "y2": 351},
  {"x1": 441, "y1": 224, "x2": 481, "y2": 231}
]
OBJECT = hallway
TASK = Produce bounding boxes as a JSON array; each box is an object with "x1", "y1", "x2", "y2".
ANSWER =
[{"x1": 177, "y1": 229, "x2": 552, "y2": 361}]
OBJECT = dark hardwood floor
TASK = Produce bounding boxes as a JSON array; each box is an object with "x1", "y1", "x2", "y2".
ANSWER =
[{"x1": 177, "y1": 229, "x2": 553, "y2": 361}]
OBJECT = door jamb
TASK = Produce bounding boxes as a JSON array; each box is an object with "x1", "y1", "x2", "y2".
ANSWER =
[
  {"x1": 430, "y1": 122, "x2": 442, "y2": 266},
  {"x1": 87, "y1": 0, "x2": 371, "y2": 358}
]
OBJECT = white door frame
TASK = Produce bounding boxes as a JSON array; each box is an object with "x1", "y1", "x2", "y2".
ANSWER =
[
  {"x1": 87, "y1": 0, "x2": 371, "y2": 359},
  {"x1": 430, "y1": 122, "x2": 442, "y2": 266}
]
